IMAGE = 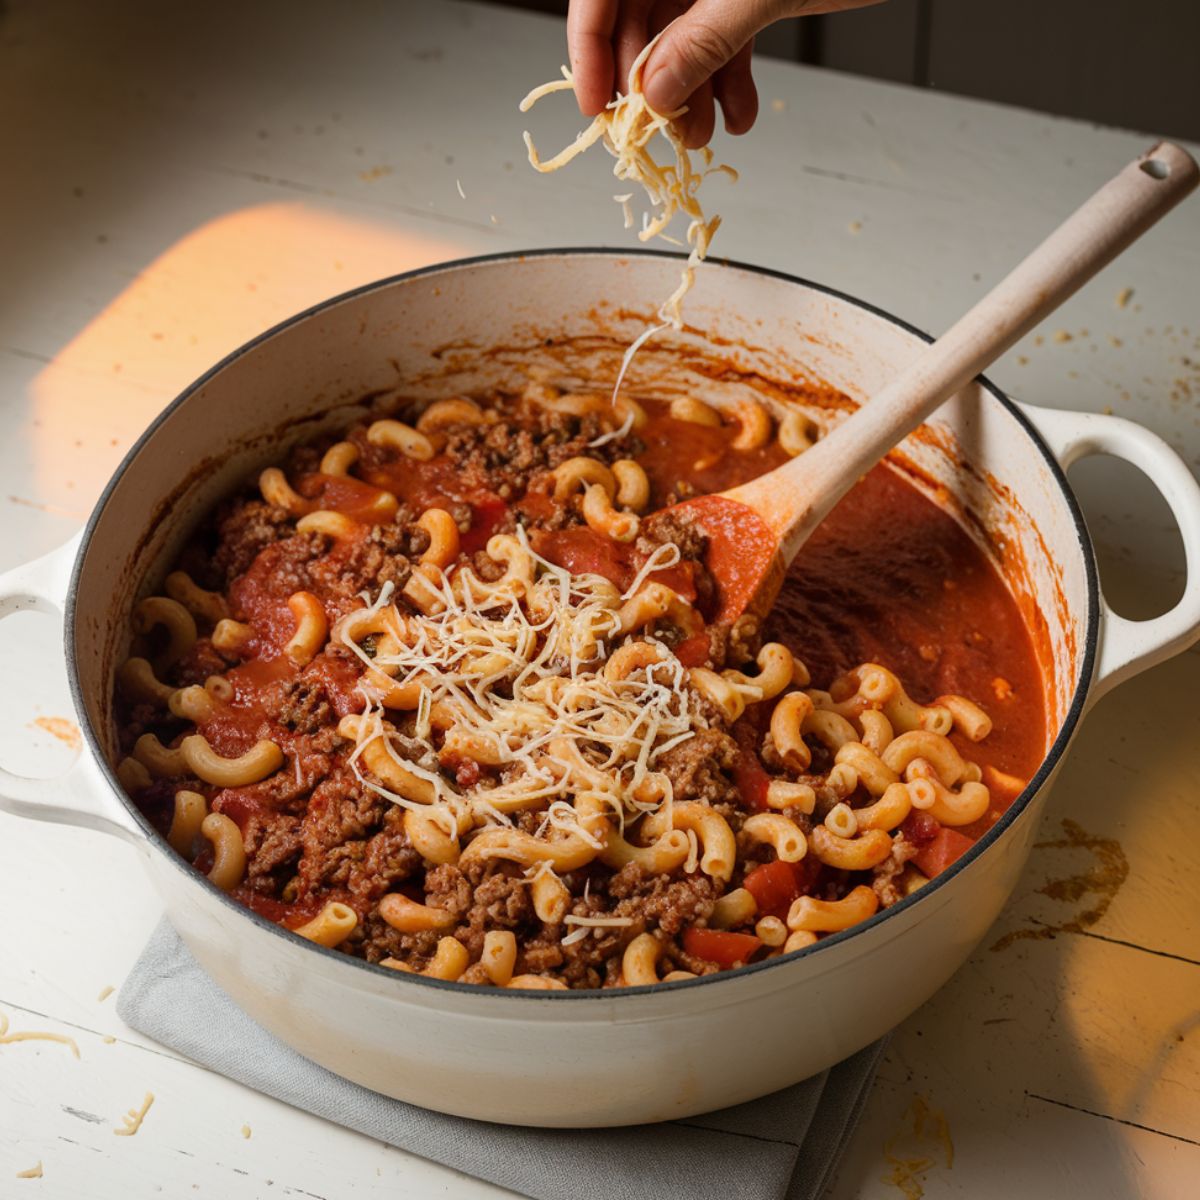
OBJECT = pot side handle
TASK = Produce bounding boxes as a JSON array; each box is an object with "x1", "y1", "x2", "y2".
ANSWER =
[
  {"x1": 1019, "y1": 403, "x2": 1200, "y2": 704},
  {"x1": 0, "y1": 536, "x2": 142, "y2": 846}
]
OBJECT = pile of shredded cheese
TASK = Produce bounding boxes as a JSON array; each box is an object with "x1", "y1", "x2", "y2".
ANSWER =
[
  {"x1": 520, "y1": 30, "x2": 737, "y2": 366},
  {"x1": 339, "y1": 534, "x2": 700, "y2": 857}
]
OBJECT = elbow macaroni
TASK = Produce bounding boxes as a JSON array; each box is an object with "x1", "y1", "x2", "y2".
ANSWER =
[
  {"x1": 295, "y1": 901, "x2": 358, "y2": 947},
  {"x1": 114, "y1": 382, "x2": 1014, "y2": 987},
  {"x1": 201, "y1": 813, "x2": 246, "y2": 892}
]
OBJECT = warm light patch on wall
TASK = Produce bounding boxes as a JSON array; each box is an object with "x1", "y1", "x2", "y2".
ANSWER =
[{"x1": 29, "y1": 203, "x2": 466, "y2": 508}]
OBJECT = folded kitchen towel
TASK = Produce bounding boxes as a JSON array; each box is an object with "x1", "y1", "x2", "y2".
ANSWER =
[{"x1": 118, "y1": 919, "x2": 886, "y2": 1200}]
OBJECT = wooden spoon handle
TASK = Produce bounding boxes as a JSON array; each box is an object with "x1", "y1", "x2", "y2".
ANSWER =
[{"x1": 731, "y1": 141, "x2": 1199, "y2": 563}]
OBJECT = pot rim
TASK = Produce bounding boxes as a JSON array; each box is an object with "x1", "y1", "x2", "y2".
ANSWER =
[{"x1": 66, "y1": 246, "x2": 1100, "y2": 1003}]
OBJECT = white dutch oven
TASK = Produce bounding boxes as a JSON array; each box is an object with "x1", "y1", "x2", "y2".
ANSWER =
[{"x1": 3, "y1": 251, "x2": 1199, "y2": 1127}]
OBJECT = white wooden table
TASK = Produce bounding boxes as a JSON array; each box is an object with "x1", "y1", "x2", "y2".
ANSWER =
[{"x1": 1, "y1": 1, "x2": 1197, "y2": 1196}]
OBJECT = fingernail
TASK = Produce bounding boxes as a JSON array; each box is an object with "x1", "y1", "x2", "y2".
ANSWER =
[{"x1": 642, "y1": 63, "x2": 682, "y2": 113}]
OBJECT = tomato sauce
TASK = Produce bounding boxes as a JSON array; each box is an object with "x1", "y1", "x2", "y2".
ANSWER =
[
  {"x1": 769, "y1": 464, "x2": 1045, "y2": 784},
  {"x1": 124, "y1": 387, "x2": 1049, "y2": 950},
  {"x1": 636, "y1": 410, "x2": 789, "y2": 507},
  {"x1": 362, "y1": 456, "x2": 496, "y2": 512},
  {"x1": 533, "y1": 525, "x2": 702, "y2": 603},
  {"x1": 296, "y1": 473, "x2": 396, "y2": 523},
  {"x1": 632, "y1": 398, "x2": 1047, "y2": 828}
]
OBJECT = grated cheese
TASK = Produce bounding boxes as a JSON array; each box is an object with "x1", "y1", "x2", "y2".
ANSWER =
[
  {"x1": 0, "y1": 1011, "x2": 80, "y2": 1059},
  {"x1": 563, "y1": 915, "x2": 636, "y2": 927},
  {"x1": 621, "y1": 542, "x2": 681, "y2": 600},
  {"x1": 520, "y1": 28, "x2": 737, "y2": 401},
  {"x1": 339, "y1": 536, "x2": 705, "y2": 858}
]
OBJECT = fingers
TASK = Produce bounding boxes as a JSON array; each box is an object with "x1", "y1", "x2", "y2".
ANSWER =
[
  {"x1": 677, "y1": 78, "x2": 715, "y2": 149},
  {"x1": 613, "y1": 0, "x2": 654, "y2": 95},
  {"x1": 567, "y1": 0, "x2": 621, "y2": 116},
  {"x1": 712, "y1": 37, "x2": 758, "y2": 135},
  {"x1": 642, "y1": 0, "x2": 781, "y2": 116},
  {"x1": 793, "y1": 0, "x2": 886, "y2": 12}
]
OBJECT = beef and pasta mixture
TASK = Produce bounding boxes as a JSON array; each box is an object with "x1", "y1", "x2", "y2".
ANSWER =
[{"x1": 114, "y1": 382, "x2": 1046, "y2": 989}]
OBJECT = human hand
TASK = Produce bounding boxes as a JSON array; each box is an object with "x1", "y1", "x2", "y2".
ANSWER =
[{"x1": 567, "y1": 0, "x2": 885, "y2": 147}]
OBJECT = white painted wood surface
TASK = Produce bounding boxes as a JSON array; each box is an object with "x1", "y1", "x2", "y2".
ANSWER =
[{"x1": 0, "y1": 1, "x2": 1196, "y2": 1196}]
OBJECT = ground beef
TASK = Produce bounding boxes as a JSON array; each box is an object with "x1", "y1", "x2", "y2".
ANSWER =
[
  {"x1": 358, "y1": 860, "x2": 536, "y2": 966},
  {"x1": 348, "y1": 810, "x2": 423, "y2": 903},
  {"x1": 656, "y1": 728, "x2": 741, "y2": 814},
  {"x1": 358, "y1": 914, "x2": 440, "y2": 964},
  {"x1": 421, "y1": 861, "x2": 474, "y2": 916},
  {"x1": 294, "y1": 768, "x2": 394, "y2": 895},
  {"x1": 227, "y1": 533, "x2": 326, "y2": 627},
  {"x1": 273, "y1": 652, "x2": 365, "y2": 735},
  {"x1": 168, "y1": 638, "x2": 230, "y2": 688},
  {"x1": 512, "y1": 866, "x2": 720, "y2": 987},
  {"x1": 608, "y1": 863, "x2": 720, "y2": 936},
  {"x1": 871, "y1": 836, "x2": 921, "y2": 907},
  {"x1": 276, "y1": 679, "x2": 333, "y2": 735},
  {"x1": 241, "y1": 811, "x2": 304, "y2": 891},
  {"x1": 638, "y1": 510, "x2": 717, "y2": 614},
  {"x1": 453, "y1": 868, "x2": 536, "y2": 957},
  {"x1": 725, "y1": 614, "x2": 763, "y2": 668},
  {"x1": 354, "y1": 404, "x2": 639, "y2": 503},
  {"x1": 520, "y1": 903, "x2": 630, "y2": 989},
  {"x1": 639, "y1": 510, "x2": 707, "y2": 563},
  {"x1": 306, "y1": 537, "x2": 413, "y2": 606},
  {"x1": 470, "y1": 548, "x2": 507, "y2": 582},
  {"x1": 212, "y1": 498, "x2": 295, "y2": 584}
]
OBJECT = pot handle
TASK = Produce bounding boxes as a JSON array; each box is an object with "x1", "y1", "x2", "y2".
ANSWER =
[
  {"x1": 0, "y1": 536, "x2": 142, "y2": 846},
  {"x1": 1019, "y1": 403, "x2": 1200, "y2": 703}
]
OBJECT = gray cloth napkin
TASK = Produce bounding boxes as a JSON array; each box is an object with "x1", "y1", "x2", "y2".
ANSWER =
[{"x1": 119, "y1": 919, "x2": 885, "y2": 1200}]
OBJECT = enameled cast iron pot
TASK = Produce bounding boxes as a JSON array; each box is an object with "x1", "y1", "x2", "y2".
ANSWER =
[{"x1": 3, "y1": 250, "x2": 1199, "y2": 1127}]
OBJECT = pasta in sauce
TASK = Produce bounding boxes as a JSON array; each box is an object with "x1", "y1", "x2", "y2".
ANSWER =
[{"x1": 114, "y1": 382, "x2": 1045, "y2": 988}]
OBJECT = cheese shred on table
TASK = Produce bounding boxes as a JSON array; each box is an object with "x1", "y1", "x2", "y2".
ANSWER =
[
  {"x1": 0, "y1": 1010, "x2": 80, "y2": 1059},
  {"x1": 113, "y1": 1092, "x2": 155, "y2": 1137},
  {"x1": 519, "y1": 30, "x2": 737, "y2": 336}
]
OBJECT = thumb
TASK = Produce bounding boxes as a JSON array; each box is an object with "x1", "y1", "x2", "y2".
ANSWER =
[{"x1": 642, "y1": 0, "x2": 789, "y2": 114}]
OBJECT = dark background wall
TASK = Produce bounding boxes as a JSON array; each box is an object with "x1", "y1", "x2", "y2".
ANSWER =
[{"x1": 491, "y1": 0, "x2": 1200, "y2": 142}]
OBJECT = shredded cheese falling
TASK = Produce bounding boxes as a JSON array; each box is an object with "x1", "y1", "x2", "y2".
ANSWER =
[
  {"x1": 519, "y1": 28, "x2": 737, "y2": 401},
  {"x1": 339, "y1": 533, "x2": 702, "y2": 857}
]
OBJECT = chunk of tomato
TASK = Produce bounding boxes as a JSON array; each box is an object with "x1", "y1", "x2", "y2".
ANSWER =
[
  {"x1": 461, "y1": 497, "x2": 509, "y2": 555},
  {"x1": 732, "y1": 749, "x2": 772, "y2": 812},
  {"x1": 670, "y1": 633, "x2": 709, "y2": 668},
  {"x1": 912, "y1": 827, "x2": 975, "y2": 878},
  {"x1": 682, "y1": 927, "x2": 763, "y2": 967},
  {"x1": 742, "y1": 860, "x2": 800, "y2": 917}
]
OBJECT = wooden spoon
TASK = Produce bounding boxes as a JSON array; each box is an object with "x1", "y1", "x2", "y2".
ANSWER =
[{"x1": 670, "y1": 141, "x2": 1199, "y2": 626}]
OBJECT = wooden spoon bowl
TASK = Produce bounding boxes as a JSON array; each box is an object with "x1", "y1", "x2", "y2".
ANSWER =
[{"x1": 668, "y1": 141, "x2": 1198, "y2": 626}]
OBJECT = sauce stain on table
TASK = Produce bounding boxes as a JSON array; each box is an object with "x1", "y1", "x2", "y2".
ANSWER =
[
  {"x1": 30, "y1": 715, "x2": 82, "y2": 751},
  {"x1": 991, "y1": 818, "x2": 1129, "y2": 951}
]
